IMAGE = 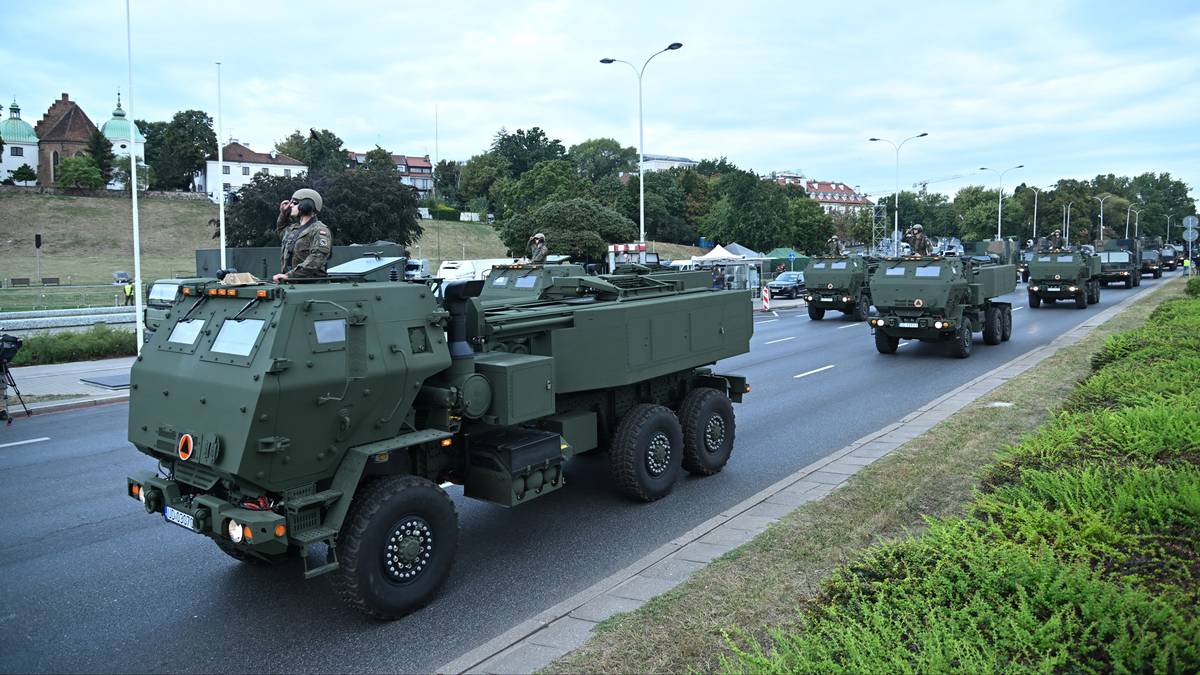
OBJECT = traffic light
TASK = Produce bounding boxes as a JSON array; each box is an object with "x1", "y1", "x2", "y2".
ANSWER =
[{"x1": 35, "y1": 234, "x2": 42, "y2": 249}]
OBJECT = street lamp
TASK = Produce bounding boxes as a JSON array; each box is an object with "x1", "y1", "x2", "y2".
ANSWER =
[
  {"x1": 1093, "y1": 194, "x2": 1113, "y2": 240},
  {"x1": 1132, "y1": 209, "x2": 1143, "y2": 239},
  {"x1": 979, "y1": 165, "x2": 1023, "y2": 239},
  {"x1": 1124, "y1": 202, "x2": 1139, "y2": 238},
  {"x1": 600, "y1": 42, "x2": 683, "y2": 261},
  {"x1": 1065, "y1": 201, "x2": 1074, "y2": 243},
  {"x1": 1164, "y1": 213, "x2": 1172, "y2": 242},
  {"x1": 869, "y1": 132, "x2": 928, "y2": 253},
  {"x1": 1018, "y1": 185, "x2": 1042, "y2": 242}
]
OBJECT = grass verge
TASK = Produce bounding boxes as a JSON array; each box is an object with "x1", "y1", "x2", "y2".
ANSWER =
[
  {"x1": 8, "y1": 325, "x2": 136, "y2": 366},
  {"x1": 544, "y1": 278, "x2": 1189, "y2": 673}
]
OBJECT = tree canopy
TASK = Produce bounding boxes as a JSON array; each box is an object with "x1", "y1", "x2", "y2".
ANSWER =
[
  {"x1": 274, "y1": 128, "x2": 347, "y2": 177},
  {"x1": 491, "y1": 127, "x2": 565, "y2": 177},
  {"x1": 139, "y1": 110, "x2": 217, "y2": 191},
  {"x1": 496, "y1": 198, "x2": 637, "y2": 261},
  {"x1": 85, "y1": 130, "x2": 116, "y2": 183},
  {"x1": 567, "y1": 138, "x2": 637, "y2": 183},
  {"x1": 56, "y1": 156, "x2": 104, "y2": 190}
]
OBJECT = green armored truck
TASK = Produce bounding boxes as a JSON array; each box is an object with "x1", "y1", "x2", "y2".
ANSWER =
[
  {"x1": 867, "y1": 245, "x2": 1016, "y2": 358},
  {"x1": 801, "y1": 256, "x2": 876, "y2": 320},
  {"x1": 1026, "y1": 249, "x2": 1102, "y2": 308},
  {"x1": 125, "y1": 259, "x2": 751, "y2": 619},
  {"x1": 144, "y1": 278, "x2": 210, "y2": 341},
  {"x1": 1139, "y1": 249, "x2": 1163, "y2": 279},
  {"x1": 1097, "y1": 239, "x2": 1142, "y2": 288}
]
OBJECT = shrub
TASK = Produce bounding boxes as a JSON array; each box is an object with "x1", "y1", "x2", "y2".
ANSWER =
[
  {"x1": 1187, "y1": 275, "x2": 1200, "y2": 298},
  {"x1": 9, "y1": 325, "x2": 136, "y2": 366},
  {"x1": 431, "y1": 204, "x2": 461, "y2": 221}
]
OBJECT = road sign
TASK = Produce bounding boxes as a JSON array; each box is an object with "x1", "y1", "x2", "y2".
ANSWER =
[
  {"x1": 788, "y1": 252, "x2": 798, "y2": 261},
  {"x1": 1183, "y1": 229, "x2": 1198, "y2": 243},
  {"x1": 1182, "y1": 215, "x2": 1198, "y2": 229}
]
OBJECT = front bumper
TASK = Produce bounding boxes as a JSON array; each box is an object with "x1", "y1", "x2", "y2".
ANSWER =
[
  {"x1": 126, "y1": 471, "x2": 289, "y2": 556},
  {"x1": 1028, "y1": 283, "x2": 1083, "y2": 299},
  {"x1": 804, "y1": 291, "x2": 856, "y2": 308},
  {"x1": 1098, "y1": 271, "x2": 1132, "y2": 282},
  {"x1": 869, "y1": 315, "x2": 955, "y2": 340}
]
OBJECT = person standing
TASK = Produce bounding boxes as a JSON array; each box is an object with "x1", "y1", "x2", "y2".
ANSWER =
[
  {"x1": 905, "y1": 225, "x2": 932, "y2": 256},
  {"x1": 122, "y1": 281, "x2": 135, "y2": 306},
  {"x1": 274, "y1": 188, "x2": 333, "y2": 282},
  {"x1": 712, "y1": 265, "x2": 726, "y2": 289},
  {"x1": 528, "y1": 233, "x2": 548, "y2": 264},
  {"x1": 826, "y1": 235, "x2": 843, "y2": 256}
]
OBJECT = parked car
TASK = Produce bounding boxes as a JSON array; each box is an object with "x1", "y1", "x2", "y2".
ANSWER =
[{"x1": 767, "y1": 271, "x2": 805, "y2": 299}]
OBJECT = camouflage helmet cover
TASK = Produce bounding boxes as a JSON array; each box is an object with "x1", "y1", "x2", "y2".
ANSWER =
[{"x1": 291, "y1": 188, "x2": 323, "y2": 212}]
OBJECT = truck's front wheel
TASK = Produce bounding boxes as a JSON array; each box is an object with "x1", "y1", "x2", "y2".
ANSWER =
[
  {"x1": 808, "y1": 305, "x2": 825, "y2": 320},
  {"x1": 1001, "y1": 305, "x2": 1013, "y2": 341},
  {"x1": 332, "y1": 476, "x2": 459, "y2": 620},
  {"x1": 679, "y1": 388, "x2": 735, "y2": 476},
  {"x1": 1028, "y1": 293, "x2": 1041, "y2": 308},
  {"x1": 874, "y1": 330, "x2": 899, "y2": 354},
  {"x1": 610, "y1": 404, "x2": 684, "y2": 502},
  {"x1": 849, "y1": 293, "x2": 868, "y2": 321},
  {"x1": 949, "y1": 324, "x2": 973, "y2": 358}
]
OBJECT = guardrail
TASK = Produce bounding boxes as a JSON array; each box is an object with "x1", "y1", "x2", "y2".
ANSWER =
[{"x1": 0, "y1": 283, "x2": 143, "y2": 312}]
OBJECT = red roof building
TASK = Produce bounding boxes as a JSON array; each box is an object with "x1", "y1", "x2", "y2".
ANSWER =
[
  {"x1": 776, "y1": 177, "x2": 872, "y2": 214},
  {"x1": 345, "y1": 151, "x2": 434, "y2": 197},
  {"x1": 34, "y1": 93, "x2": 100, "y2": 186}
]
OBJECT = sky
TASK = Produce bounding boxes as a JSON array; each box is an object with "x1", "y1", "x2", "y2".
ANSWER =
[{"x1": 5, "y1": 0, "x2": 1199, "y2": 201}]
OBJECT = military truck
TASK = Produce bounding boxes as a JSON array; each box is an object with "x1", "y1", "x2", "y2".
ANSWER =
[
  {"x1": 1161, "y1": 245, "x2": 1180, "y2": 271},
  {"x1": 1097, "y1": 239, "x2": 1142, "y2": 288},
  {"x1": 867, "y1": 244, "x2": 1015, "y2": 358},
  {"x1": 1139, "y1": 249, "x2": 1163, "y2": 279},
  {"x1": 801, "y1": 255, "x2": 876, "y2": 320},
  {"x1": 1026, "y1": 250, "x2": 1102, "y2": 309},
  {"x1": 124, "y1": 259, "x2": 752, "y2": 619},
  {"x1": 143, "y1": 278, "x2": 210, "y2": 341}
]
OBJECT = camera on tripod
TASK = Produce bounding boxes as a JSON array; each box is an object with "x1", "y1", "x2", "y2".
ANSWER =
[
  {"x1": 0, "y1": 333, "x2": 22, "y2": 363},
  {"x1": 1, "y1": 333, "x2": 31, "y2": 424}
]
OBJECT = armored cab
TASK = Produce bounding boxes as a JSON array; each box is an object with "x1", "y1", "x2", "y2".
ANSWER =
[
  {"x1": 1097, "y1": 239, "x2": 1142, "y2": 288},
  {"x1": 124, "y1": 260, "x2": 751, "y2": 619},
  {"x1": 801, "y1": 255, "x2": 877, "y2": 321},
  {"x1": 1161, "y1": 245, "x2": 1180, "y2": 271},
  {"x1": 1026, "y1": 249, "x2": 1102, "y2": 308},
  {"x1": 867, "y1": 250, "x2": 1016, "y2": 358},
  {"x1": 144, "y1": 278, "x2": 211, "y2": 342}
]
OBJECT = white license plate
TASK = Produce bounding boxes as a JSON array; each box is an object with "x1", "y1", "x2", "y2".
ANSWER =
[
  {"x1": 820, "y1": 297, "x2": 833, "y2": 302},
  {"x1": 164, "y1": 506, "x2": 196, "y2": 531},
  {"x1": 899, "y1": 321, "x2": 919, "y2": 328},
  {"x1": 1047, "y1": 286, "x2": 1060, "y2": 291}
]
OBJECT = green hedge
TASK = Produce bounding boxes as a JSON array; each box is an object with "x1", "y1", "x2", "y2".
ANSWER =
[
  {"x1": 8, "y1": 325, "x2": 136, "y2": 366},
  {"x1": 726, "y1": 294, "x2": 1200, "y2": 672},
  {"x1": 431, "y1": 204, "x2": 461, "y2": 221},
  {"x1": 1187, "y1": 275, "x2": 1200, "y2": 298}
]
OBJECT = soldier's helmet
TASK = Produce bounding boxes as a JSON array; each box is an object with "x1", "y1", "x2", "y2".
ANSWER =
[
  {"x1": 531, "y1": 232, "x2": 546, "y2": 242},
  {"x1": 913, "y1": 224, "x2": 923, "y2": 232},
  {"x1": 291, "y1": 188, "x2": 323, "y2": 212}
]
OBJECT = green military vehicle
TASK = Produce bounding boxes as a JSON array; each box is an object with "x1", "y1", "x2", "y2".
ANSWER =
[
  {"x1": 1161, "y1": 245, "x2": 1181, "y2": 271},
  {"x1": 143, "y1": 278, "x2": 210, "y2": 342},
  {"x1": 1097, "y1": 238, "x2": 1142, "y2": 288},
  {"x1": 124, "y1": 259, "x2": 752, "y2": 619},
  {"x1": 1026, "y1": 249, "x2": 1102, "y2": 308},
  {"x1": 867, "y1": 244, "x2": 1016, "y2": 358},
  {"x1": 1139, "y1": 249, "x2": 1163, "y2": 279},
  {"x1": 801, "y1": 255, "x2": 876, "y2": 321}
]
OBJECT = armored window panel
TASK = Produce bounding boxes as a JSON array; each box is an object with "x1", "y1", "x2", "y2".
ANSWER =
[
  {"x1": 211, "y1": 319, "x2": 265, "y2": 356},
  {"x1": 314, "y1": 319, "x2": 346, "y2": 344},
  {"x1": 149, "y1": 283, "x2": 179, "y2": 302},
  {"x1": 915, "y1": 267, "x2": 941, "y2": 278},
  {"x1": 492, "y1": 276, "x2": 509, "y2": 286},
  {"x1": 168, "y1": 319, "x2": 205, "y2": 345},
  {"x1": 885, "y1": 267, "x2": 906, "y2": 276},
  {"x1": 1038, "y1": 256, "x2": 1054, "y2": 262},
  {"x1": 1057, "y1": 255, "x2": 1075, "y2": 262},
  {"x1": 515, "y1": 276, "x2": 537, "y2": 289},
  {"x1": 831, "y1": 262, "x2": 847, "y2": 269},
  {"x1": 810, "y1": 262, "x2": 827, "y2": 269}
]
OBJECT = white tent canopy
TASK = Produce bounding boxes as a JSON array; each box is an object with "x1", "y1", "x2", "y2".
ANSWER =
[{"x1": 692, "y1": 244, "x2": 744, "y2": 261}]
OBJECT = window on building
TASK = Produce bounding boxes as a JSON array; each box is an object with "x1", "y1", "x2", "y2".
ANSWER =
[
  {"x1": 261, "y1": 168, "x2": 269, "y2": 175},
  {"x1": 11, "y1": 147, "x2": 23, "y2": 157},
  {"x1": 223, "y1": 183, "x2": 231, "y2": 191},
  {"x1": 223, "y1": 165, "x2": 230, "y2": 174},
  {"x1": 284, "y1": 169, "x2": 291, "y2": 177},
  {"x1": 242, "y1": 166, "x2": 250, "y2": 175}
]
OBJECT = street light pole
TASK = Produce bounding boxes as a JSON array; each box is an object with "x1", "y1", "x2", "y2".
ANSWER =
[
  {"x1": 1018, "y1": 185, "x2": 1041, "y2": 242},
  {"x1": 216, "y1": 61, "x2": 227, "y2": 270},
  {"x1": 1066, "y1": 201, "x2": 1074, "y2": 243},
  {"x1": 869, "y1": 132, "x2": 928, "y2": 254},
  {"x1": 1093, "y1": 194, "x2": 1113, "y2": 241},
  {"x1": 1166, "y1": 214, "x2": 1173, "y2": 243},
  {"x1": 1124, "y1": 202, "x2": 1136, "y2": 238},
  {"x1": 979, "y1": 165, "x2": 1024, "y2": 239},
  {"x1": 600, "y1": 42, "x2": 683, "y2": 263},
  {"x1": 1132, "y1": 209, "x2": 1143, "y2": 239}
]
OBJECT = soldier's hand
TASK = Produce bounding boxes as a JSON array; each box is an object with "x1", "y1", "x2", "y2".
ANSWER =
[
  {"x1": 272, "y1": 273, "x2": 288, "y2": 283},
  {"x1": 279, "y1": 200, "x2": 291, "y2": 214}
]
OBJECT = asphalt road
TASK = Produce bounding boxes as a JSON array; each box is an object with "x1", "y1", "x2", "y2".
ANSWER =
[{"x1": 0, "y1": 274, "x2": 1170, "y2": 673}]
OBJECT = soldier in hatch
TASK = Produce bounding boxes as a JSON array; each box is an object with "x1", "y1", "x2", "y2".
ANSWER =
[
  {"x1": 274, "y1": 188, "x2": 333, "y2": 282},
  {"x1": 904, "y1": 224, "x2": 932, "y2": 256},
  {"x1": 826, "y1": 235, "x2": 843, "y2": 256},
  {"x1": 528, "y1": 232, "x2": 548, "y2": 264},
  {"x1": 1045, "y1": 229, "x2": 1063, "y2": 249}
]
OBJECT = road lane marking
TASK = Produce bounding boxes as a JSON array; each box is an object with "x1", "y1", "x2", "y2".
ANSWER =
[
  {"x1": 765, "y1": 336, "x2": 796, "y2": 345},
  {"x1": 837, "y1": 323, "x2": 860, "y2": 329},
  {"x1": 1012, "y1": 306, "x2": 1023, "y2": 311},
  {"x1": 754, "y1": 319, "x2": 779, "y2": 325},
  {"x1": 0, "y1": 437, "x2": 50, "y2": 450},
  {"x1": 794, "y1": 364, "x2": 835, "y2": 379}
]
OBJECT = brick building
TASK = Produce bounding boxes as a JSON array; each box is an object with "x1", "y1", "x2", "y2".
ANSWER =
[{"x1": 34, "y1": 93, "x2": 99, "y2": 186}]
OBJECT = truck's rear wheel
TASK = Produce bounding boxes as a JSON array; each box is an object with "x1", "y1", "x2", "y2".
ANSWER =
[
  {"x1": 610, "y1": 404, "x2": 683, "y2": 501},
  {"x1": 807, "y1": 305, "x2": 825, "y2": 320},
  {"x1": 983, "y1": 306, "x2": 1003, "y2": 345},
  {"x1": 1001, "y1": 305, "x2": 1013, "y2": 341},
  {"x1": 874, "y1": 330, "x2": 899, "y2": 354},
  {"x1": 1028, "y1": 293, "x2": 1041, "y2": 308},
  {"x1": 332, "y1": 475, "x2": 458, "y2": 620},
  {"x1": 949, "y1": 324, "x2": 973, "y2": 358},
  {"x1": 1090, "y1": 282, "x2": 1101, "y2": 304},
  {"x1": 850, "y1": 293, "x2": 868, "y2": 321},
  {"x1": 679, "y1": 388, "x2": 735, "y2": 476}
]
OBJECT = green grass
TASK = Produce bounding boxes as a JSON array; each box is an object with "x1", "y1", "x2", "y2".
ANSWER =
[{"x1": 8, "y1": 324, "x2": 136, "y2": 366}]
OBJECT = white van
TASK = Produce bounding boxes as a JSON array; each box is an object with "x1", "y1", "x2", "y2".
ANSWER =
[{"x1": 436, "y1": 258, "x2": 521, "y2": 281}]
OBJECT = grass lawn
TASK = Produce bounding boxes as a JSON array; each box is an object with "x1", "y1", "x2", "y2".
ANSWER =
[{"x1": 545, "y1": 277, "x2": 1187, "y2": 674}]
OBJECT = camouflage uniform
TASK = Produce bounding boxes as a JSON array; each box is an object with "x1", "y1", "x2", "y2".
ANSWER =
[
  {"x1": 1045, "y1": 233, "x2": 1063, "y2": 249},
  {"x1": 529, "y1": 238, "x2": 548, "y2": 264},
  {"x1": 826, "y1": 238, "x2": 842, "y2": 255},
  {"x1": 904, "y1": 232, "x2": 932, "y2": 256},
  {"x1": 285, "y1": 218, "x2": 334, "y2": 278},
  {"x1": 276, "y1": 211, "x2": 303, "y2": 274}
]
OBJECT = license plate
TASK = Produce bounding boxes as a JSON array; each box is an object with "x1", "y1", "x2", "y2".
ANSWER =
[
  {"x1": 164, "y1": 506, "x2": 196, "y2": 531},
  {"x1": 1047, "y1": 286, "x2": 1060, "y2": 291},
  {"x1": 820, "y1": 297, "x2": 833, "y2": 302},
  {"x1": 899, "y1": 321, "x2": 919, "y2": 328}
]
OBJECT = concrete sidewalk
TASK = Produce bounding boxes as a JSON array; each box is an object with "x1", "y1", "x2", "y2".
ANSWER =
[{"x1": 4, "y1": 356, "x2": 133, "y2": 418}]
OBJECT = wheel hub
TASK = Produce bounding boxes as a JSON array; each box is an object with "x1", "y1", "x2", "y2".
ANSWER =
[
  {"x1": 646, "y1": 432, "x2": 672, "y2": 476},
  {"x1": 384, "y1": 517, "x2": 433, "y2": 583},
  {"x1": 704, "y1": 415, "x2": 726, "y2": 453}
]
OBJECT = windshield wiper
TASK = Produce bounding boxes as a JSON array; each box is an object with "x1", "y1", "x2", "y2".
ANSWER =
[{"x1": 180, "y1": 295, "x2": 208, "y2": 322}]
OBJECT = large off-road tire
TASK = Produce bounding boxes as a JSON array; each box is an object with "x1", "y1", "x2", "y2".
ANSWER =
[
  {"x1": 1074, "y1": 289, "x2": 1087, "y2": 309},
  {"x1": 332, "y1": 475, "x2": 459, "y2": 621},
  {"x1": 949, "y1": 324, "x2": 973, "y2": 359},
  {"x1": 1134, "y1": 275, "x2": 1141, "y2": 287},
  {"x1": 1001, "y1": 305, "x2": 1013, "y2": 341},
  {"x1": 678, "y1": 388, "x2": 735, "y2": 476},
  {"x1": 610, "y1": 404, "x2": 684, "y2": 502},
  {"x1": 874, "y1": 330, "x2": 899, "y2": 354},
  {"x1": 850, "y1": 293, "x2": 868, "y2": 321},
  {"x1": 1091, "y1": 281, "x2": 1101, "y2": 305},
  {"x1": 807, "y1": 304, "x2": 825, "y2": 320},
  {"x1": 983, "y1": 306, "x2": 1003, "y2": 345},
  {"x1": 1028, "y1": 292, "x2": 1041, "y2": 308},
  {"x1": 1155, "y1": 270, "x2": 1162, "y2": 279},
  {"x1": 1125, "y1": 276, "x2": 1133, "y2": 289}
]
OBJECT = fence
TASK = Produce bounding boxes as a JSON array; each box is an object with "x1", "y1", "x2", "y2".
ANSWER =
[{"x1": 0, "y1": 283, "x2": 144, "y2": 312}]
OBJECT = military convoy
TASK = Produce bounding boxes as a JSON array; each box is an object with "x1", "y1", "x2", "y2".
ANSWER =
[
  {"x1": 1097, "y1": 238, "x2": 1142, "y2": 288},
  {"x1": 802, "y1": 255, "x2": 876, "y2": 320},
  {"x1": 1026, "y1": 249, "x2": 1102, "y2": 309},
  {"x1": 867, "y1": 241, "x2": 1016, "y2": 358},
  {"x1": 125, "y1": 258, "x2": 751, "y2": 619}
]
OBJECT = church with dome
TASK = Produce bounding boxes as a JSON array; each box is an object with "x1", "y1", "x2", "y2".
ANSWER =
[{"x1": 0, "y1": 91, "x2": 146, "y2": 189}]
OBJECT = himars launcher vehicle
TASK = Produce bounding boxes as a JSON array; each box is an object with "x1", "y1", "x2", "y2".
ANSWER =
[
  {"x1": 125, "y1": 259, "x2": 752, "y2": 619},
  {"x1": 1026, "y1": 249, "x2": 1102, "y2": 309},
  {"x1": 802, "y1": 255, "x2": 876, "y2": 321}
]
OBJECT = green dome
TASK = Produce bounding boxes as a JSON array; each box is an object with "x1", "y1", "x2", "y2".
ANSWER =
[
  {"x1": 101, "y1": 97, "x2": 145, "y2": 145},
  {"x1": 0, "y1": 100, "x2": 38, "y2": 144}
]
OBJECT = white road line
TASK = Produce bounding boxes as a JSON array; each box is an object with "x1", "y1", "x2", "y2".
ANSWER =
[
  {"x1": 794, "y1": 364, "x2": 835, "y2": 379},
  {"x1": 0, "y1": 437, "x2": 50, "y2": 450},
  {"x1": 772, "y1": 310, "x2": 779, "y2": 317},
  {"x1": 765, "y1": 336, "x2": 797, "y2": 345},
  {"x1": 754, "y1": 319, "x2": 779, "y2": 325},
  {"x1": 1012, "y1": 306, "x2": 1023, "y2": 311},
  {"x1": 837, "y1": 323, "x2": 861, "y2": 330}
]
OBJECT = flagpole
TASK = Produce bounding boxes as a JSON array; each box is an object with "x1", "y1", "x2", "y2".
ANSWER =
[
  {"x1": 125, "y1": 0, "x2": 144, "y2": 350},
  {"x1": 217, "y1": 61, "x2": 227, "y2": 269}
]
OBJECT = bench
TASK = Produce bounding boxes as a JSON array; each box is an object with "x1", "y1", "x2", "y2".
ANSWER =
[
  {"x1": 41, "y1": 277, "x2": 60, "y2": 286},
  {"x1": 9, "y1": 278, "x2": 30, "y2": 287}
]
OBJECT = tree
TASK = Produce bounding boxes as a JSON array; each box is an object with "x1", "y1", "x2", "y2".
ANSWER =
[
  {"x1": 111, "y1": 159, "x2": 153, "y2": 191},
  {"x1": 494, "y1": 198, "x2": 636, "y2": 261},
  {"x1": 361, "y1": 146, "x2": 398, "y2": 175},
  {"x1": 85, "y1": 130, "x2": 117, "y2": 183},
  {"x1": 783, "y1": 196, "x2": 833, "y2": 255},
  {"x1": 274, "y1": 128, "x2": 346, "y2": 178},
  {"x1": 698, "y1": 169, "x2": 788, "y2": 251},
  {"x1": 135, "y1": 119, "x2": 169, "y2": 188},
  {"x1": 9, "y1": 164, "x2": 37, "y2": 185},
  {"x1": 457, "y1": 152, "x2": 512, "y2": 211},
  {"x1": 695, "y1": 157, "x2": 738, "y2": 177},
  {"x1": 226, "y1": 170, "x2": 421, "y2": 248},
  {"x1": 491, "y1": 127, "x2": 565, "y2": 177},
  {"x1": 433, "y1": 159, "x2": 462, "y2": 207},
  {"x1": 492, "y1": 159, "x2": 591, "y2": 219},
  {"x1": 56, "y1": 156, "x2": 105, "y2": 190},
  {"x1": 567, "y1": 138, "x2": 637, "y2": 183},
  {"x1": 145, "y1": 110, "x2": 217, "y2": 191},
  {"x1": 615, "y1": 171, "x2": 694, "y2": 245}
]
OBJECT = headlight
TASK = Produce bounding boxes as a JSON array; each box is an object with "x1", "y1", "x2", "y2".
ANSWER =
[
  {"x1": 806, "y1": 295, "x2": 814, "y2": 301},
  {"x1": 1068, "y1": 286, "x2": 1077, "y2": 292},
  {"x1": 841, "y1": 296, "x2": 850, "y2": 302},
  {"x1": 934, "y1": 320, "x2": 943, "y2": 329},
  {"x1": 227, "y1": 519, "x2": 244, "y2": 543},
  {"x1": 1030, "y1": 286, "x2": 1039, "y2": 291},
  {"x1": 137, "y1": 485, "x2": 147, "y2": 504}
]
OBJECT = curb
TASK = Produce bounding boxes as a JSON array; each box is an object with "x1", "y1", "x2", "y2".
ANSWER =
[{"x1": 437, "y1": 280, "x2": 1172, "y2": 675}]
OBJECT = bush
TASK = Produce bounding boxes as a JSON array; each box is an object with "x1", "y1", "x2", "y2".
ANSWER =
[
  {"x1": 1187, "y1": 275, "x2": 1200, "y2": 298},
  {"x1": 9, "y1": 325, "x2": 136, "y2": 366},
  {"x1": 431, "y1": 204, "x2": 461, "y2": 221}
]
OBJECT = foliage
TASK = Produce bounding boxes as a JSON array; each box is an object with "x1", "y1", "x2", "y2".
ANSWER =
[
  {"x1": 361, "y1": 145, "x2": 399, "y2": 175},
  {"x1": 85, "y1": 130, "x2": 116, "y2": 182},
  {"x1": 431, "y1": 204, "x2": 461, "y2": 221},
  {"x1": 226, "y1": 170, "x2": 420, "y2": 247},
  {"x1": 783, "y1": 195, "x2": 834, "y2": 254},
  {"x1": 567, "y1": 137, "x2": 637, "y2": 183},
  {"x1": 110, "y1": 159, "x2": 153, "y2": 191},
  {"x1": 492, "y1": 159, "x2": 591, "y2": 219},
  {"x1": 55, "y1": 156, "x2": 104, "y2": 190},
  {"x1": 144, "y1": 110, "x2": 218, "y2": 191},
  {"x1": 466, "y1": 196, "x2": 490, "y2": 218},
  {"x1": 494, "y1": 197, "x2": 636, "y2": 260},
  {"x1": 694, "y1": 157, "x2": 738, "y2": 177},
  {"x1": 457, "y1": 152, "x2": 511, "y2": 212},
  {"x1": 1188, "y1": 276, "x2": 1200, "y2": 298},
  {"x1": 134, "y1": 119, "x2": 169, "y2": 188},
  {"x1": 490, "y1": 126, "x2": 565, "y2": 178},
  {"x1": 433, "y1": 159, "x2": 462, "y2": 207},
  {"x1": 274, "y1": 128, "x2": 346, "y2": 178},
  {"x1": 9, "y1": 325, "x2": 136, "y2": 366},
  {"x1": 8, "y1": 163, "x2": 37, "y2": 185},
  {"x1": 699, "y1": 169, "x2": 790, "y2": 252}
]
